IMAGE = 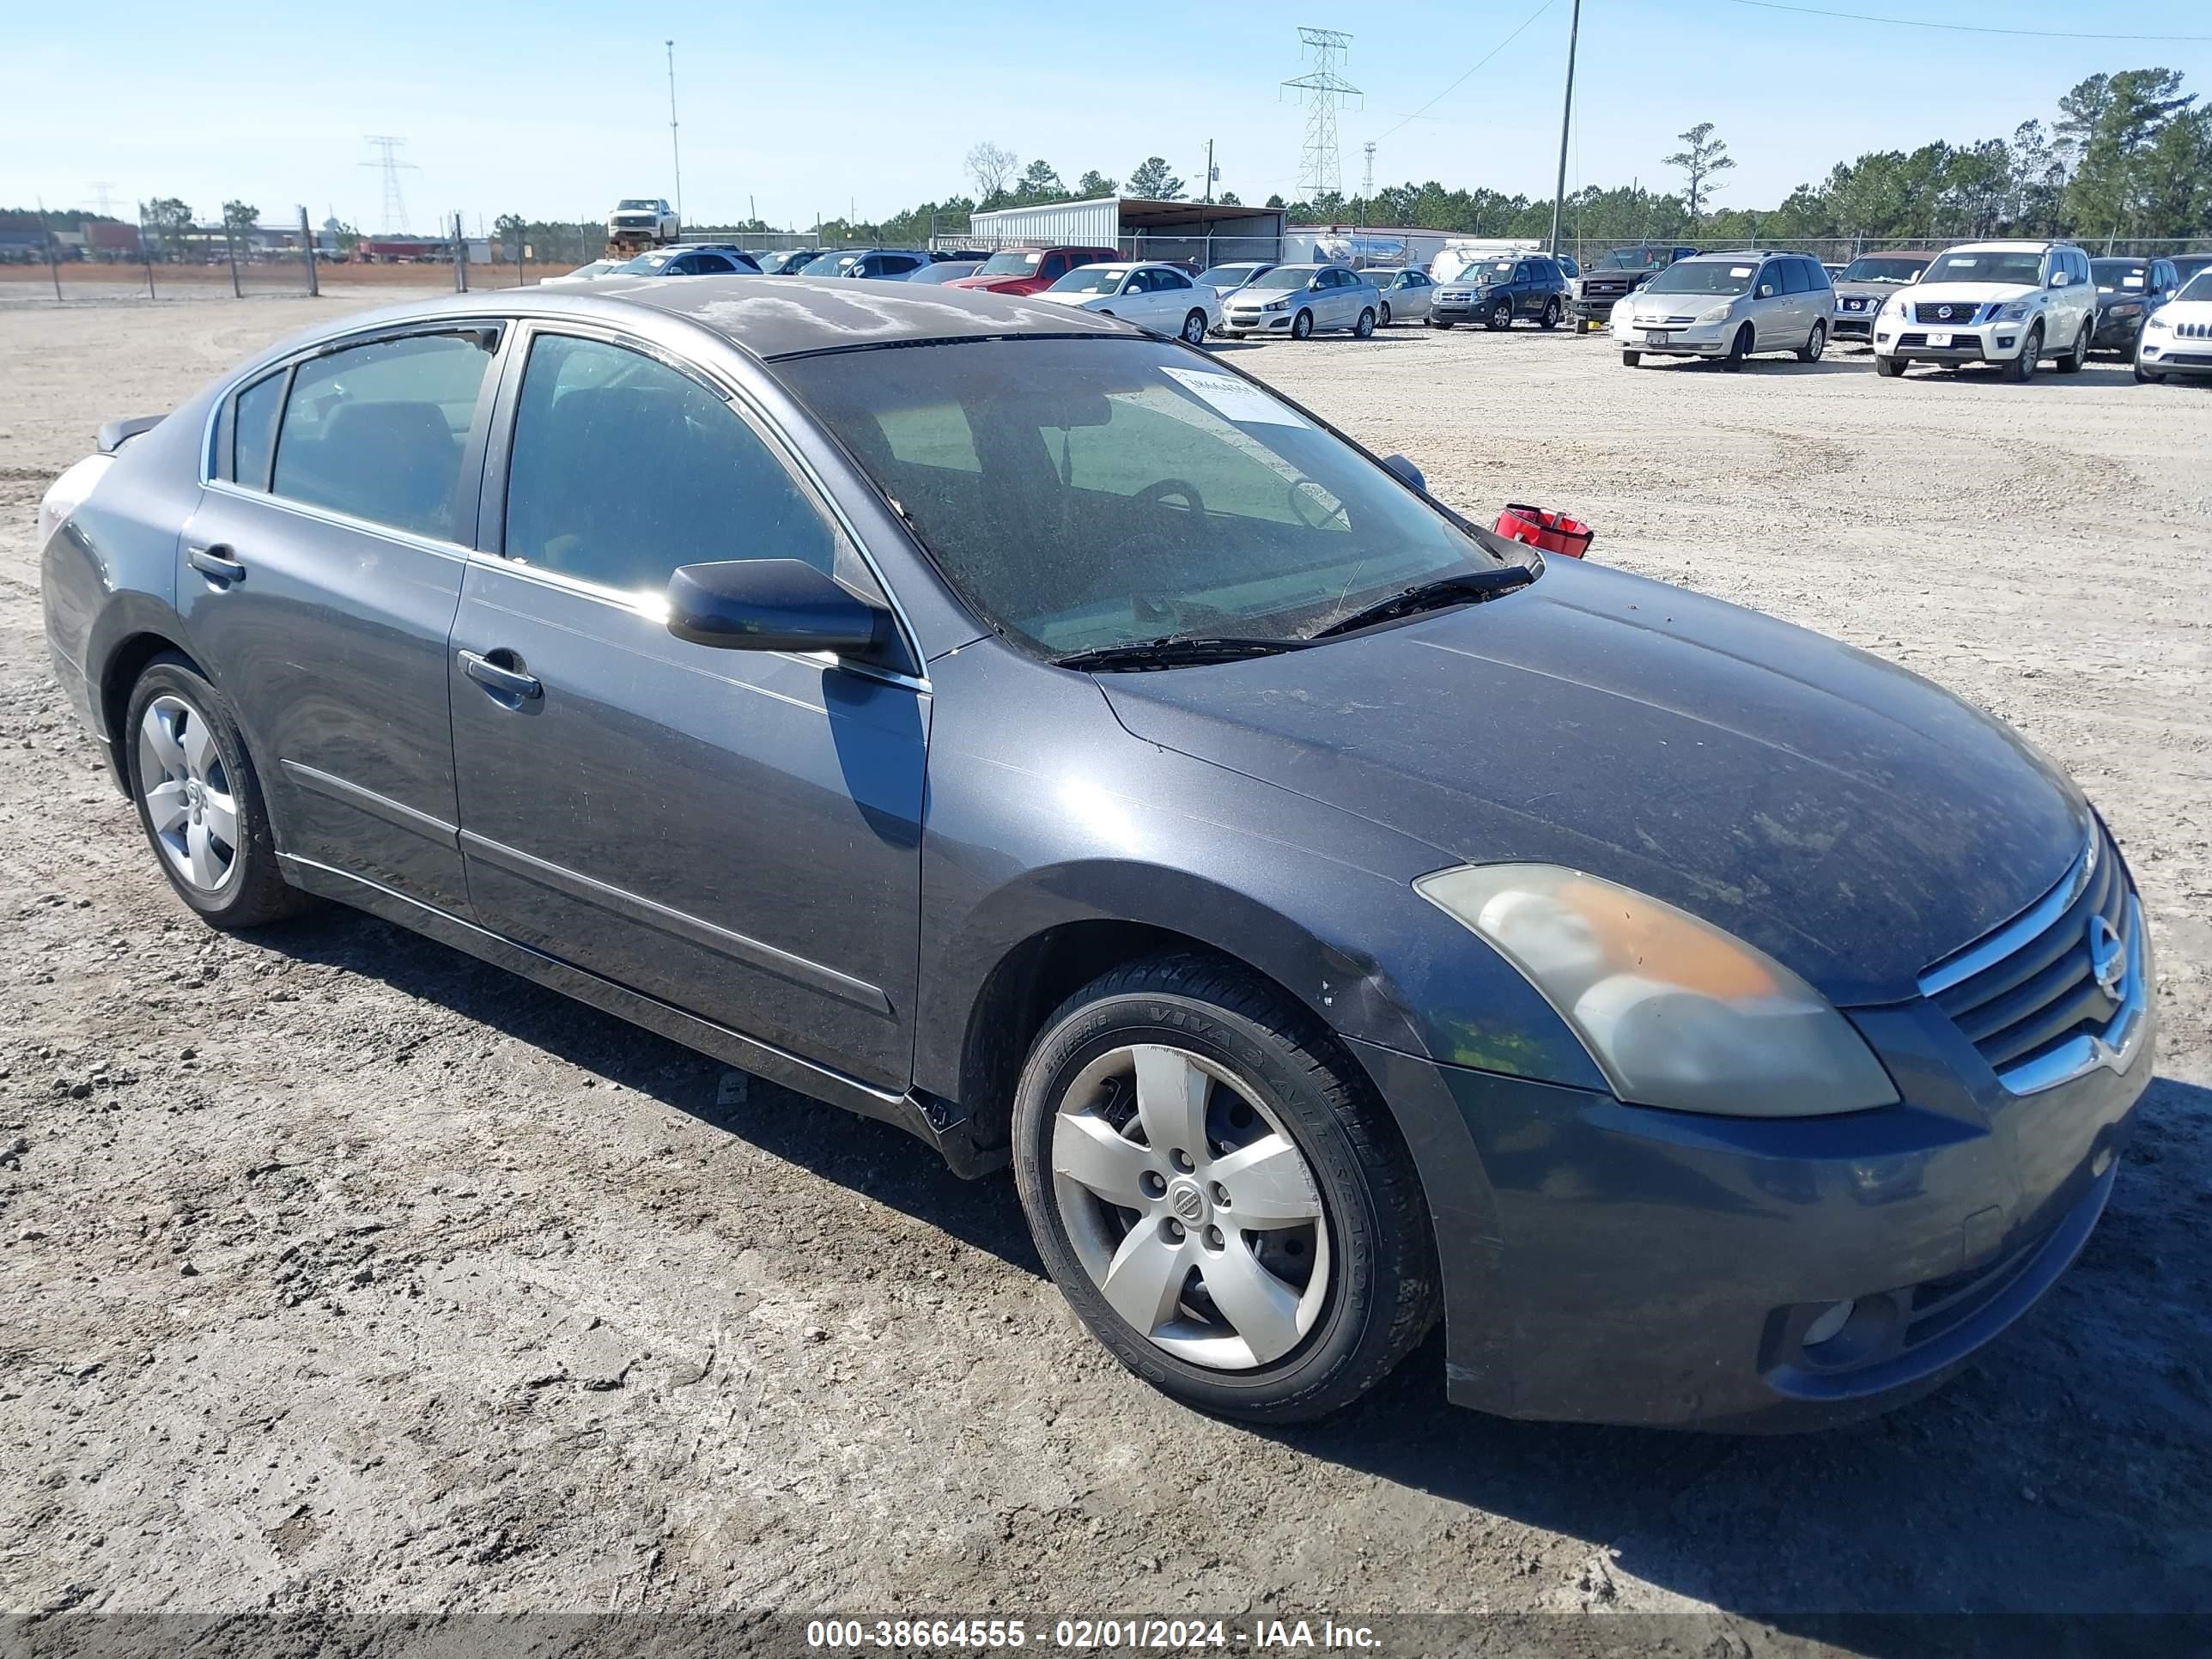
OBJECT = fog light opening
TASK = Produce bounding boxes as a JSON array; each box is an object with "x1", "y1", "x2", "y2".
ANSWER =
[{"x1": 1803, "y1": 1299, "x2": 1855, "y2": 1349}]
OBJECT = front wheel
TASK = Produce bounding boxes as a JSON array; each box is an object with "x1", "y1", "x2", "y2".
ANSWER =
[
  {"x1": 2136, "y1": 362, "x2": 2164, "y2": 383},
  {"x1": 1486, "y1": 299, "x2": 1513, "y2": 331},
  {"x1": 124, "y1": 654, "x2": 311, "y2": 929},
  {"x1": 1875, "y1": 354, "x2": 1908, "y2": 378},
  {"x1": 1180, "y1": 309, "x2": 1209, "y2": 347},
  {"x1": 1353, "y1": 307, "x2": 1376, "y2": 338},
  {"x1": 1377, "y1": 301, "x2": 1392, "y2": 326},
  {"x1": 1428, "y1": 317, "x2": 1453, "y2": 330},
  {"x1": 1291, "y1": 309, "x2": 1315, "y2": 341},
  {"x1": 2005, "y1": 324, "x2": 2043, "y2": 383},
  {"x1": 1539, "y1": 298, "x2": 1561, "y2": 331},
  {"x1": 1722, "y1": 323, "x2": 1753, "y2": 371},
  {"x1": 1798, "y1": 319, "x2": 1826, "y2": 363},
  {"x1": 1012, "y1": 955, "x2": 1438, "y2": 1423},
  {"x1": 1621, "y1": 349, "x2": 1642, "y2": 367}
]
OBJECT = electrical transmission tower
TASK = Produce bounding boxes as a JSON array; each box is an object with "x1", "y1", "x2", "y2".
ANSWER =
[
  {"x1": 1282, "y1": 27, "x2": 1359, "y2": 203},
  {"x1": 89, "y1": 181, "x2": 116, "y2": 216},
  {"x1": 361, "y1": 136, "x2": 418, "y2": 234},
  {"x1": 1362, "y1": 143, "x2": 1376, "y2": 198}
]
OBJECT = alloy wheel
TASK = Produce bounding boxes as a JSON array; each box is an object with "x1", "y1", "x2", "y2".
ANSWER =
[
  {"x1": 137, "y1": 694, "x2": 239, "y2": 893},
  {"x1": 1049, "y1": 1042, "x2": 1332, "y2": 1371}
]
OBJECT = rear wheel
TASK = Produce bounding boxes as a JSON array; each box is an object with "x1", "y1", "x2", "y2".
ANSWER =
[
  {"x1": 124, "y1": 655, "x2": 310, "y2": 930},
  {"x1": 1876, "y1": 354, "x2": 1908, "y2": 378},
  {"x1": 1539, "y1": 298, "x2": 1561, "y2": 331},
  {"x1": 1291, "y1": 309, "x2": 1315, "y2": 341},
  {"x1": 1180, "y1": 309, "x2": 1209, "y2": 347},
  {"x1": 1797, "y1": 319, "x2": 1827, "y2": 363},
  {"x1": 2005, "y1": 324, "x2": 2043, "y2": 383},
  {"x1": 1723, "y1": 323, "x2": 1753, "y2": 371},
  {"x1": 1012, "y1": 955, "x2": 1438, "y2": 1423},
  {"x1": 2057, "y1": 319, "x2": 2090, "y2": 374},
  {"x1": 1353, "y1": 307, "x2": 1376, "y2": 338},
  {"x1": 1487, "y1": 299, "x2": 1513, "y2": 331}
]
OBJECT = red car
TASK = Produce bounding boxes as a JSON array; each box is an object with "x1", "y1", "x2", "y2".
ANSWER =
[{"x1": 951, "y1": 246, "x2": 1121, "y2": 297}]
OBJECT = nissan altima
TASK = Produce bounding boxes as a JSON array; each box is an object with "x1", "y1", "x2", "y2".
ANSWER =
[{"x1": 40, "y1": 276, "x2": 2153, "y2": 1427}]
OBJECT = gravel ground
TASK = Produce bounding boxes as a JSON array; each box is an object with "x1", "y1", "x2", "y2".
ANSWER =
[{"x1": 3, "y1": 291, "x2": 2209, "y2": 1652}]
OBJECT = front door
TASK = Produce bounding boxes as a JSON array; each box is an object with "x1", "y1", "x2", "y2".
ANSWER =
[
  {"x1": 178, "y1": 325, "x2": 504, "y2": 913},
  {"x1": 448, "y1": 326, "x2": 927, "y2": 1091}
]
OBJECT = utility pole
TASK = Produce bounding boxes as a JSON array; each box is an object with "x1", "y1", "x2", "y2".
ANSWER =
[
  {"x1": 666, "y1": 40, "x2": 684, "y2": 223},
  {"x1": 1547, "y1": 0, "x2": 1582, "y2": 257},
  {"x1": 1204, "y1": 139, "x2": 1215, "y2": 204},
  {"x1": 1362, "y1": 141, "x2": 1375, "y2": 200}
]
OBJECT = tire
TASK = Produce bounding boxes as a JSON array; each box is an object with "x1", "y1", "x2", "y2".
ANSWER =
[
  {"x1": 1180, "y1": 309, "x2": 1209, "y2": 347},
  {"x1": 1486, "y1": 299, "x2": 1513, "y2": 331},
  {"x1": 1353, "y1": 307, "x2": 1376, "y2": 339},
  {"x1": 2057, "y1": 319, "x2": 2090, "y2": 374},
  {"x1": 123, "y1": 654, "x2": 311, "y2": 930},
  {"x1": 1291, "y1": 309, "x2": 1314, "y2": 341},
  {"x1": 1797, "y1": 319, "x2": 1826, "y2": 363},
  {"x1": 1429, "y1": 318, "x2": 1453, "y2": 330},
  {"x1": 1377, "y1": 301, "x2": 1392, "y2": 326},
  {"x1": 1722, "y1": 323, "x2": 1753, "y2": 371},
  {"x1": 2005, "y1": 324, "x2": 2043, "y2": 383},
  {"x1": 1875, "y1": 354, "x2": 1908, "y2": 378},
  {"x1": 1621, "y1": 349, "x2": 1642, "y2": 367},
  {"x1": 1539, "y1": 298, "x2": 1561, "y2": 331},
  {"x1": 1012, "y1": 954, "x2": 1437, "y2": 1424},
  {"x1": 2136, "y1": 362, "x2": 2164, "y2": 384}
]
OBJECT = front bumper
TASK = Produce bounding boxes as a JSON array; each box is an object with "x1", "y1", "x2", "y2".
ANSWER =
[
  {"x1": 1832, "y1": 301, "x2": 1881, "y2": 340},
  {"x1": 1346, "y1": 966, "x2": 2153, "y2": 1431},
  {"x1": 1430, "y1": 294, "x2": 1493, "y2": 323},
  {"x1": 2136, "y1": 337, "x2": 2212, "y2": 374},
  {"x1": 1221, "y1": 309, "x2": 1292, "y2": 334},
  {"x1": 2092, "y1": 310, "x2": 2145, "y2": 349},
  {"x1": 1874, "y1": 318, "x2": 2031, "y2": 362},
  {"x1": 1613, "y1": 318, "x2": 1732, "y2": 356}
]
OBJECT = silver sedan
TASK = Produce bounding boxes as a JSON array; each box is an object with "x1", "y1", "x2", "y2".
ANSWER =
[{"x1": 1373, "y1": 268, "x2": 1435, "y2": 325}]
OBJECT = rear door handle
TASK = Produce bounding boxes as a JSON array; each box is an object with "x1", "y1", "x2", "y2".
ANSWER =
[
  {"x1": 186, "y1": 543, "x2": 246, "y2": 583},
  {"x1": 459, "y1": 649, "x2": 543, "y2": 702}
]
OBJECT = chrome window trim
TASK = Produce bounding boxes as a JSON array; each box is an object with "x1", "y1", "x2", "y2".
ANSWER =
[
  {"x1": 1917, "y1": 830, "x2": 2097, "y2": 997},
  {"x1": 199, "y1": 477, "x2": 473, "y2": 564},
  {"x1": 486, "y1": 318, "x2": 932, "y2": 691}
]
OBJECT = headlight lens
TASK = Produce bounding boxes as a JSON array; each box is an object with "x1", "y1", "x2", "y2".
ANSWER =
[
  {"x1": 1997, "y1": 301, "x2": 2033, "y2": 321},
  {"x1": 1416, "y1": 863, "x2": 1899, "y2": 1117},
  {"x1": 2147, "y1": 314, "x2": 2171, "y2": 331},
  {"x1": 1697, "y1": 301, "x2": 1735, "y2": 324},
  {"x1": 1262, "y1": 299, "x2": 1288, "y2": 313}
]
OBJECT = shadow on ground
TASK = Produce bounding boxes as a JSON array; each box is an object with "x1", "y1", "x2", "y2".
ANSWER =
[{"x1": 259, "y1": 904, "x2": 2212, "y2": 1639}]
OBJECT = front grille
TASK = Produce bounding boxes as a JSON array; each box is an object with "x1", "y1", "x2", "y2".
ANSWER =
[
  {"x1": 2168, "y1": 351, "x2": 2212, "y2": 365},
  {"x1": 2177, "y1": 321, "x2": 2211, "y2": 340},
  {"x1": 1840, "y1": 295, "x2": 1871, "y2": 313},
  {"x1": 1920, "y1": 824, "x2": 2142, "y2": 1094},
  {"x1": 1914, "y1": 301, "x2": 1986, "y2": 325}
]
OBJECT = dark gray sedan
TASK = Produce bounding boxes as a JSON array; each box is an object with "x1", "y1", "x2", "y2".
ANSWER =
[{"x1": 40, "y1": 277, "x2": 2152, "y2": 1428}]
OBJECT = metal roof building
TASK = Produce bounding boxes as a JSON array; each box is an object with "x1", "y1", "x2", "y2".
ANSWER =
[{"x1": 965, "y1": 196, "x2": 1286, "y2": 266}]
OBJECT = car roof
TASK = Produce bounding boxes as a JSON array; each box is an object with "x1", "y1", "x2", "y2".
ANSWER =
[
  {"x1": 1944, "y1": 240, "x2": 2069, "y2": 252},
  {"x1": 321, "y1": 276, "x2": 1137, "y2": 362}
]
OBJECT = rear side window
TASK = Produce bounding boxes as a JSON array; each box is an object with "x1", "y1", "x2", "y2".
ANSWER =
[
  {"x1": 233, "y1": 371, "x2": 286, "y2": 490},
  {"x1": 270, "y1": 331, "x2": 495, "y2": 541},
  {"x1": 1777, "y1": 260, "x2": 1808, "y2": 295},
  {"x1": 1804, "y1": 258, "x2": 1832, "y2": 289},
  {"x1": 501, "y1": 332, "x2": 849, "y2": 596}
]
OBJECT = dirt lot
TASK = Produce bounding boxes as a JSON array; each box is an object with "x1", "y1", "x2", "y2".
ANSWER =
[{"x1": 3, "y1": 289, "x2": 2209, "y2": 1652}]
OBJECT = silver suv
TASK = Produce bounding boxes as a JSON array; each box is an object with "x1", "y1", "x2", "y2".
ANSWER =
[{"x1": 1611, "y1": 251, "x2": 1836, "y2": 369}]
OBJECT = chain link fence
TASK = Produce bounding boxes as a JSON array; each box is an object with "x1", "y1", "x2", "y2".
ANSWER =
[
  {"x1": 0, "y1": 205, "x2": 321, "y2": 303},
  {"x1": 1561, "y1": 233, "x2": 2212, "y2": 270}
]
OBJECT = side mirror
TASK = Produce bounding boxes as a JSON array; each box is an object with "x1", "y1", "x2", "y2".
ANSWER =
[
  {"x1": 1758, "y1": 283, "x2": 1775, "y2": 298},
  {"x1": 2051, "y1": 271, "x2": 2069, "y2": 288},
  {"x1": 665, "y1": 559, "x2": 887, "y2": 657},
  {"x1": 1381, "y1": 453, "x2": 1426, "y2": 494}
]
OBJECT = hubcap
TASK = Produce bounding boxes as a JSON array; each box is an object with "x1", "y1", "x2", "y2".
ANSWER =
[
  {"x1": 1050, "y1": 1042, "x2": 1331, "y2": 1370},
  {"x1": 137, "y1": 694, "x2": 239, "y2": 892}
]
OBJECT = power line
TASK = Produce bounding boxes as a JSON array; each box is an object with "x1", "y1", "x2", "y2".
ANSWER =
[
  {"x1": 1371, "y1": 0, "x2": 1558, "y2": 147},
  {"x1": 1723, "y1": 0, "x2": 2212, "y2": 42}
]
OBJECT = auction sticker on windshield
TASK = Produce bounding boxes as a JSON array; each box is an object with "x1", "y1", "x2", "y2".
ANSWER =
[{"x1": 1161, "y1": 366, "x2": 1311, "y2": 428}]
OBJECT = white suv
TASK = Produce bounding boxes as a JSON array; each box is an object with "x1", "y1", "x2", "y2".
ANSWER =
[
  {"x1": 1873, "y1": 240, "x2": 2097, "y2": 382},
  {"x1": 606, "y1": 198, "x2": 680, "y2": 246}
]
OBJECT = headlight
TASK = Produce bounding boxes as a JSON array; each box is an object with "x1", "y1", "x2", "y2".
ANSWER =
[
  {"x1": 1416, "y1": 863, "x2": 1899, "y2": 1117},
  {"x1": 1880, "y1": 295, "x2": 1905, "y2": 318},
  {"x1": 2147, "y1": 315, "x2": 2171, "y2": 331},
  {"x1": 37, "y1": 453, "x2": 113, "y2": 551},
  {"x1": 1262, "y1": 299, "x2": 1288, "y2": 313},
  {"x1": 1697, "y1": 301, "x2": 1735, "y2": 324},
  {"x1": 1997, "y1": 301, "x2": 2033, "y2": 321}
]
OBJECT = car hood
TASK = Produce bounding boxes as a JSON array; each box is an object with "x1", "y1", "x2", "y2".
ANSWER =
[
  {"x1": 1903, "y1": 280, "x2": 2039, "y2": 307},
  {"x1": 1096, "y1": 559, "x2": 2087, "y2": 1006},
  {"x1": 2152, "y1": 299, "x2": 2212, "y2": 325}
]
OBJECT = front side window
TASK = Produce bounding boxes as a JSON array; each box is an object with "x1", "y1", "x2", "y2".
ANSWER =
[
  {"x1": 776, "y1": 338, "x2": 1519, "y2": 659},
  {"x1": 503, "y1": 333, "x2": 845, "y2": 597},
  {"x1": 270, "y1": 331, "x2": 495, "y2": 541},
  {"x1": 1039, "y1": 255, "x2": 1070, "y2": 282}
]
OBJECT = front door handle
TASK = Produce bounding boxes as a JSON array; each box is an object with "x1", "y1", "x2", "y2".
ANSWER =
[
  {"x1": 186, "y1": 543, "x2": 246, "y2": 583},
  {"x1": 459, "y1": 649, "x2": 543, "y2": 702}
]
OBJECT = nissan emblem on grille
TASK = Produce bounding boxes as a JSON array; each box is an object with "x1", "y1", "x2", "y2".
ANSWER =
[{"x1": 2089, "y1": 915, "x2": 2127, "y2": 1000}]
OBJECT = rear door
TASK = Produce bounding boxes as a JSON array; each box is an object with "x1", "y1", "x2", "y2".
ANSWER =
[
  {"x1": 447, "y1": 323, "x2": 927, "y2": 1091},
  {"x1": 180, "y1": 324, "x2": 504, "y2": 913}
]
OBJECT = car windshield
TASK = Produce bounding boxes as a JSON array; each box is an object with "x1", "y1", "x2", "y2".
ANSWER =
[
  {"x1": 1247, "y1": 267, "x2": 1315, "y2": 291},
  {"x1": 775, "y1": 337, "x2": 1518, "y2": 658},
  {"x1": 2092, "y1": 259, "x2": 2149, "y2": 289},
  {"x1": 617, "y1": 252, "x2": 678, "y2": 274},
  {"x1": 1927, "y1": 249, "x2": 2044, "y2": 286},
  {"x1": 617, "y1": 200, "x2": 657, "y2": 211},
  {"x1": 1644, "y1": 261, "x2": 1758, "y2": 295},
  {"x1": 2181, "y1": 270, "x2": 2212, "y2": 302},
  {"x1": 1840, "y1": 256, "x2": 1924, "y2": 284},
  {"x1": 976, "y1": 251, "x2": 1044, "y2": 276},
  {"x1": 1199, "y1": 264, "x2": 1263, "y2": 285},
  {"x1": 1595, "y1": 248, "x2": 1662, "y2": 270},
  {"x1": 1475, "y1": 260, "x2": 1516, "y2": 281},
  {"x1": 1050, "y1": 267, "x2": 1126, "y2": 295},
  {"x1": 800, "y1": 252, "x2": 866, "y2": 276}
]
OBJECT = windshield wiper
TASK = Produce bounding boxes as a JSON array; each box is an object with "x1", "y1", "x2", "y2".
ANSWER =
[
  {"x1": 1053, "y1": 635, "x2": 1308, "y2": 672},
  {"x1": 1307, "y1": 566, "x2": 1535, "y2": 640}
]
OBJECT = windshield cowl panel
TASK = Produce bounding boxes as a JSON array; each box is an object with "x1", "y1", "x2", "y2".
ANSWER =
[{"x1": 771, "y1": 337, "x2": 1528, "y2": 665}]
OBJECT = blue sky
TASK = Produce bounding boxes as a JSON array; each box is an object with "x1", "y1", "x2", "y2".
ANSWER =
[{"x1": 4, "y1": 1, "x2": 2209, "y2": 232}]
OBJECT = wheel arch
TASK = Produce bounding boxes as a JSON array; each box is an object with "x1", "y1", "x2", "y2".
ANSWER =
[{"x1": 94, "y1": 623, "x2": 204, "y2": 793}]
